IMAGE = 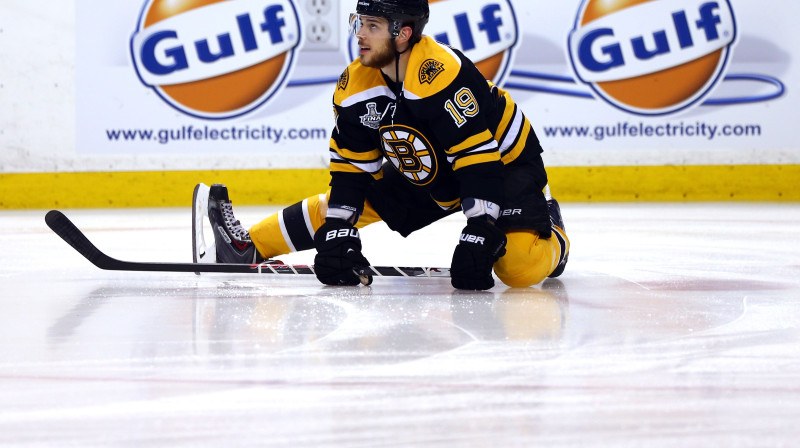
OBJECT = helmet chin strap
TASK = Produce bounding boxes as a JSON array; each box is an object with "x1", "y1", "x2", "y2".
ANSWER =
[{"x1": 390, "y1": 34, "x2": 412, "y2": 125}]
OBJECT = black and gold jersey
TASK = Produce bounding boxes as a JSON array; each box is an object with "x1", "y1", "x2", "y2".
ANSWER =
[{"x1": 327, "y1": 36, "x2": 543, "y2": 214}]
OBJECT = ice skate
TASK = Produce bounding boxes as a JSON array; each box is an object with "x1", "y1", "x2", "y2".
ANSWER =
[
  {"x1": 192, "y1": 183, "x2": 214, "y2": 265},
  {"x1": 206, "y1": 184, "x2": 264, "y2": 264},
  {"x1": 546, "y1": 193, "x2": 569, "y2": 278}
]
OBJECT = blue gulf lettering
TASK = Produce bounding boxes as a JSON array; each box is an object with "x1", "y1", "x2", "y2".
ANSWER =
[
  {"x1": 196, "y1": 34, "x2": 235, "y2": 62},
  {"x1": 672, "y1": 11, "x2": 694, "y2": 48},
  {"x1": 141, "y1": 30, "x2": 188, "y2": 75},
  {"x1": 454, "y1": 13, "x2": 475, "y2": 51},
  {"x1": 631, "y1": 30, "x2": 670, "y2": 60},
  {"x1": 261, "y1": 5, "x2": 286, "y2": 44},
  {"x1": 578, "y1": 28, "x2": 624, "y2": 72},
  {"x1": 696, "y1": 2, "x2": 722, "y2": 41},
  {"x1": 478, "y1": 5, "x2": 503, "y2": 43},
  {"x1": 237, "y1": 13, "x2": 258, "y2": 51}
]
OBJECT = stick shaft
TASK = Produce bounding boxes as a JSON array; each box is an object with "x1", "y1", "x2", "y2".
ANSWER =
[{"x1": 45, "y1": 210, "x2": 450, "y2": 278}]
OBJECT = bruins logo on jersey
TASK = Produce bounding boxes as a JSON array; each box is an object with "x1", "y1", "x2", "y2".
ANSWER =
[
  {"x1": 419, "y1": 59, "x2": 445, "y2": 85},
  {"x1": 380, "y1": 125, "x2": 438, "y2": 186},
  {"x1": 338, "y1": 69, "x2": 349, "y2": 90}
]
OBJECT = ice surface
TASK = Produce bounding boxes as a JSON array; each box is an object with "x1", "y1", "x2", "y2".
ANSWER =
[{"x1": 1, "y1": 203, "x2": 799, "y2": 447}]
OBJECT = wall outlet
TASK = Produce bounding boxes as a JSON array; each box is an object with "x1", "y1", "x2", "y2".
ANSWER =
[
  {"x1": 306, "y1": 0, "x2": 333, "y2": 16},
  {"x1": 307, "y1": 20, "x2": 333, "y2": 46},
  {"x1": 302, "y1": 0, "x2": 339, "y2": 51}
]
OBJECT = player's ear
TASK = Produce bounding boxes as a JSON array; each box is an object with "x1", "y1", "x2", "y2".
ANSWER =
[{"x1": 397, "y1": 25, "x2": 413, "y2": 45}]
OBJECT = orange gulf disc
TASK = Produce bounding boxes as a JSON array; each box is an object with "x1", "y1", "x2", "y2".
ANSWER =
[
  {"x1": 429, "y1": 0, "x2": 503, "y2": 81},
  {"x1": 475, "y1": 53, "x2": 504, "y2": 83},
  {"x1": 143, "y1": 0, "x2": 287, "y2": 114},
  {"x1": 580, "y1": 0, "x2": 723, "y2": 110}
]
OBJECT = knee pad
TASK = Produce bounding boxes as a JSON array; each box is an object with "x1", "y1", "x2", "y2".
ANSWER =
[
  {"x1": 250, "y1": 191, "x2": 386, "y2": 258},
  {"x1": 494, "y1": 230, "x2": 559, "y2": 288},
  {"x1": 250, "y1": 193, "x2": 330, "y2": 257},
  {"x1": 250, "y1": 212, "x2": 294, "y2": 258}
]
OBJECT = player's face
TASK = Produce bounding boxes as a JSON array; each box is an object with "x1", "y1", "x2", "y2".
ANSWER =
[{"x1": 352, "y1": 15, "x2": 396, "y2": 69}]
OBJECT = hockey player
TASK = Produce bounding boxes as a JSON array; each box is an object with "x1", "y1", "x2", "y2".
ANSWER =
[{"x1": 205, "y1": 0, "x2": 569, "y2": 290}]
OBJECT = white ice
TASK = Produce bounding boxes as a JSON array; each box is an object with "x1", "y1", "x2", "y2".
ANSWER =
[{"x1": 1, "y1": 203, "x2": 799, "y2": 447}]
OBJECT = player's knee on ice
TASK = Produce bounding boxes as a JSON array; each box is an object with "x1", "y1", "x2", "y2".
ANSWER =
[{"x1": 494, "y1": 230, "x2": 564, "y2": 288}]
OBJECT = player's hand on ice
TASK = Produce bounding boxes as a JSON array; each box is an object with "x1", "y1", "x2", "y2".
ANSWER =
[
  {"x1": 314, "y1": 219, "x2": 372, "y2": 286},
  {"x1": 450, "y1": 217, "x2": 507, "y2": 290}
]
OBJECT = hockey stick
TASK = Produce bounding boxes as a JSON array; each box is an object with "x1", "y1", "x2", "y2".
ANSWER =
[{"x1": 45, "y1": 210, "x2": 450, "y2": 278}]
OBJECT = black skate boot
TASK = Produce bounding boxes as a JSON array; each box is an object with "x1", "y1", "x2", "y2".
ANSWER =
[
  {"x1": 547, "y1": 198, "x2": 569, "y2": 278},
  {"x1": 208, "y1": 184, "x2": 264, "y2": 264}
]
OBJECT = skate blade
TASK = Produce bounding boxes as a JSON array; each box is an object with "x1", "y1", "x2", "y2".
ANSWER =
[{"x1": 192, "y1": 183, "x2": 215, "y2": 268}]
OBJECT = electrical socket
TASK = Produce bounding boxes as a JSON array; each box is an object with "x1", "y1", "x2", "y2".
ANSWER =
[
  {"x1": 303, "y1": 0, "x2": 339, "y2": 51},
  {"x1": 307, "y1": 20, "x2": 332, "y2": 46},
  {"x1": 306, "y1": 0, "x2": 333, "y2": 16}
]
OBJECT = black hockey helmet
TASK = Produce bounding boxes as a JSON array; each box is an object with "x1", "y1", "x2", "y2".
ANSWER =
[{"x1": 350, "y1": 0, "x2": 430, "y2": 39}]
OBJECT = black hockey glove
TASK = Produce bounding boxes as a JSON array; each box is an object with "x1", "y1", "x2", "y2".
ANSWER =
[
  {"x1": 450, "y1": 217, "x2": 507, "y2": 290},
  {"x1": 314, "y1": 219, "x2": 372, "y2": 286}
]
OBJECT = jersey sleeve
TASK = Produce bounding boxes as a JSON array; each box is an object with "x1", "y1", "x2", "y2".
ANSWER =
[
  {"x1": 326, "y1": 104, "x2": 383, "y2": 214},
  {"x1": 329, "y1": 105, "x2": 383, "y2": 179},
  {"x1": 326, "y1": 65, "x2": 390, "y2": 214}
]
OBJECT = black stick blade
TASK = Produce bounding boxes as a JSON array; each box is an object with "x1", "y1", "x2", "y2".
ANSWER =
[{"x1": 45, "y1": 210, "x2": 114, "y2": 268}]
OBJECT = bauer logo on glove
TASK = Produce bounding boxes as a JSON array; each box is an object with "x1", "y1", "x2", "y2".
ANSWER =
[
  {"x1": 314, "y1": 219, "x2": 372, "y2": 286},
  {"x1": 459, "y1": 233, "x2": 486, "y2": 245},
  {"x1": 451, "y1": 217, "x2": 507, "y2": 290},
  {"x1": 326, "y1": 228, "x2": 360, "y2": 241}
]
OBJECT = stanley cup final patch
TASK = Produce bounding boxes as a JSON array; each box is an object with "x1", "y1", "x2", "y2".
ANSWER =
[{"x1": 360, "y1": 102, "x2": 395, "y2": 130}]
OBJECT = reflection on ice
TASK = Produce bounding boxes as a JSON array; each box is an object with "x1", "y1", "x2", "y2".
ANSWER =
[{"x1": 1, "y1": 203, "x2": 800, "y2": 446}]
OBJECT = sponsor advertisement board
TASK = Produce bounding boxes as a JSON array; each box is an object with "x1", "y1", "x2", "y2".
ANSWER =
[{"x1": 77, "y1": 0, "x2": 796, "y2": 166}]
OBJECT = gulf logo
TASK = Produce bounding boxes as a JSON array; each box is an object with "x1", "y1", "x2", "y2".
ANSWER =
[
  {"x1": 349, "y1": 0, "x2": 520, "y2": 86},
  {"x1": 130, "y1": 0, "x2": 301, "y2": 120},
  {"x1": 568, "y1": 0, "x2": 737, "y2": 116}
]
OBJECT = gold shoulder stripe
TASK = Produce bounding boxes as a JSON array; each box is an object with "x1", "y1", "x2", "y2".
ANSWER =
[
  {"x1": 330, "y1": 160, "x2": 368, "y2": 174},
  {"x1": 501, "y1": 118, "x2": 531, "y2": 165},
  {"x1": 453, "y1": 152, "x2": 501, "y2": 171},
  {"x1": 495, "y1": 99, "x2": 516, "y2": 143},
  {"x1": 404, "y1": 37, "x2": 461, "y2": 99},
  {"x1": 331, "y1": 139, "x2": 382, "y2": 162},
  {"x1": 334, "y1": 61, "x2": 387, "y2": 106},
  {"x1": 433, "y1": 197, "x2": 461, "y2": 211},
  {"x1": 447, "y1": 129, "x2": 495, "y2": 155}
]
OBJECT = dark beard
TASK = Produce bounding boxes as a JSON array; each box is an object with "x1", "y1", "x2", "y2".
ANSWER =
[{"x1": 360, "y1": 40, "x2": 396, "y2": 69}]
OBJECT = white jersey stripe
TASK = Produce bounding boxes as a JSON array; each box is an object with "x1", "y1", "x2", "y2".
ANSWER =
[
  {"x1": 277, "y1": 210, "x2": 297, "y2": 253},
  {"x1": 301, "y1": 198, "x2": 315, "y2": 240},
  {"x1": 340, "y1": 86, "x2": 396, "y2": 108},
  {"x1": 498, "y1": 107, "x2": 523, "y2": 154}
]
